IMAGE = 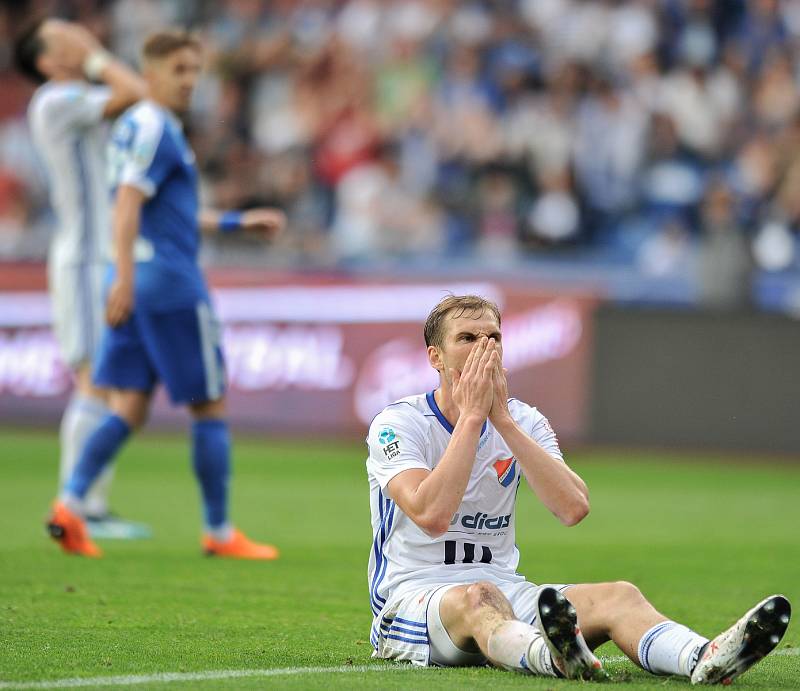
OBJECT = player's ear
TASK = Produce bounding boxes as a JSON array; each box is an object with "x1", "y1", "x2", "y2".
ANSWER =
[
  {"x1": 35, "y1": 49, "x2": 56, "y2": 79},
  {"x1": 427, "y1": 345, "x2": 443, "y2": 373}
]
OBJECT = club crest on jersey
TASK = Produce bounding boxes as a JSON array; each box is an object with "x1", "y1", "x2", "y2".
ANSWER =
[{"x1": 493, "y1": 457, "x2": 517, "y2": 487}]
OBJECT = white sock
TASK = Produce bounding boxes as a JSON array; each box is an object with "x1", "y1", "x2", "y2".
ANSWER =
[
  {"x1": 487, "y1": 620, "x2": 557, "y2": 676},
  {"x1": 59, "y1": 492, "x2": 84, "y2": 515},
  {"x1": 637, "y1": 621, "x2": 708, "y2": 676},
  {"x1": 59, "y1": 393, "x2": 115, "y2": 516},
  {"x1": 206, "y1": 523, "x2": 233, "y2": 542}
]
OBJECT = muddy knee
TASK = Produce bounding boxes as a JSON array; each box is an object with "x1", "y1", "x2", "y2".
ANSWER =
[{"x1": 464, "y1": 581, "x2": 514, "y2": 618}]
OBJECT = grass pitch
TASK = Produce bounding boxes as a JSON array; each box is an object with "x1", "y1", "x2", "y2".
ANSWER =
[{"x1": 0, "y1": 428, "x2": 798, "y2": 689}]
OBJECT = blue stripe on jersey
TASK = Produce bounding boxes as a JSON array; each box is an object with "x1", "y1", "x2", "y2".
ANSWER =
[
  {"x1": 369, "y1": 490, "x2": 386, "y2": 615},
  {"x1": 373, "y1": 499, "x2": 394, "y2": 607},
  {"x1": 426, "y1": 390, "x2": 487, "y2": 436},
  {"x1": 370, "y1": 491, "x2": 395, "y2": 614},
  {"x1": 383, "y1": 615, "x2": 426, "y2": 629},
  {"x1": 383, "y1": 632, "x2": 429, "y2": 646},
  {"x1": 73, "y1": 138, "x2": 94, "y2": 263},
  {"x1": 73, "y1": 139, "x2": 95, "y2": 355},
  {"x1": 375, "y1": 618, "x2": 428, "y2": 649},
  {"x1": 371, "y1": 501, "x2": 394, "y2": 612},
  {"x1": 381, "y1": 624, "x2": 427, "y2": 638}
]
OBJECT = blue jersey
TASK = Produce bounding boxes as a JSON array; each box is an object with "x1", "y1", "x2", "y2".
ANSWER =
[{"x1": 108, "y1": 100, "x2": 207, "y2": 312}]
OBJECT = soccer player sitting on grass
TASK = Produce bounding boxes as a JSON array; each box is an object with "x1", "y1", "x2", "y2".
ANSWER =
[
  {"x1": 47, "y1": 30, "x2": 285, "y2": 560},
  {"x1": 366, "y1": 294, "x2": 791, "y2": 684}
]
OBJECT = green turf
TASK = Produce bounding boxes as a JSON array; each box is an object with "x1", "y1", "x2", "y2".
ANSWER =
[{"x1": 0, "y1": 429, "x2": 798, "y2": 689}]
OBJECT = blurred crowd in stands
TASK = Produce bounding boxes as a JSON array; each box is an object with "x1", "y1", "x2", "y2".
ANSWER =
[{"x1": 3, "y1": 0, "x2": 800, "y2": 308}]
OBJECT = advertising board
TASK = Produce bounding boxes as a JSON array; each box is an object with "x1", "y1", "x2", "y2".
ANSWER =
[{"x1": 0, "y1": 268, "x2": 595, "y2": 439}]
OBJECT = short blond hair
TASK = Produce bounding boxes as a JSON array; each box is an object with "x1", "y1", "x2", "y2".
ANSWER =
[
  {"x1": 142, "y1": 30, "x2": 201, "y2": 63},
  {"x1": 424, "y1": 295, "x2": 501, "y2": 348}
]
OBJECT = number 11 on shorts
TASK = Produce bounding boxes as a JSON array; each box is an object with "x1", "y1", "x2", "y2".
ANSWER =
[{"x1": 443, "y1": 540, "x2": 493, "y2": 565}]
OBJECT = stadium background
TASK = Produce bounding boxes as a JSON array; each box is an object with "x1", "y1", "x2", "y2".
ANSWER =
[
  {"x1": 2, "y1": 0, "x2": 800, "y2": 451},
  {"x1": 1, "y1": 1, "x2": 799, "y2": 688}
]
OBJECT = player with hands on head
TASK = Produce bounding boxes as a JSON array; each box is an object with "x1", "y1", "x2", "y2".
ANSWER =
[
  {"x1": 46, "y1": 29, "x2": 285, "y2": 560},
  {"x1": 366, "y1": 294, "x2": 791, "y2": 684},
  {"x1": 14, "y1": 17, "x2": 150, "y2": 539}
]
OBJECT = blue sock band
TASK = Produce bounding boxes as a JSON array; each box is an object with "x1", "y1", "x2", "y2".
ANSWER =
[
  {"x1": 64, "y1": 414, "x2": 131, "y2": 499},
  {"x1": 191, "y1": 419, "x2": 231, "y2": 529}
]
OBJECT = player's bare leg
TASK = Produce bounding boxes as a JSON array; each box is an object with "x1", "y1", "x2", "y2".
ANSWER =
[
  {"x1": 563, "y1": 581, "x2": 670, "y2": 662},
  {"x1": 439, "y1": 581, "x2": 517, "y2": 654},
  {"x1": 438, "y1": 581, "x2": 604, "y2": 678},
  {"x1": 566, "y1": 582, "x2": 791, "y2": 682},
  {"x1": 188, "y1": 397, "x2": 279, "y2": 560},
  {"x1": 566, "y1": 581, "x2": 710, "y2": 677},
  {"x1": 109, "y1": 388, "x2": 152, "y2": 429}
]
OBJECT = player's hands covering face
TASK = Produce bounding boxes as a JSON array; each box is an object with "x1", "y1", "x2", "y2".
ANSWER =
[
  {"x1": 488, "y1": 357, "x2": 511, "y2": 427},
  {"x1": 451, "y1": 336, "x2": 498, "y2": 422},
  {"x1": 41, "y1": 20, "x2": 100, "y2": 73}
]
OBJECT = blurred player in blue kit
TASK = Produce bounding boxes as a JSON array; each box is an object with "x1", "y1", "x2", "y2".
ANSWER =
[
  {"x1": 47, "y1": 30, "x2": 285, "y2": 559},
  {"x1": 14, "y1": 18, "x2": 151, "y2": 539},
  {"x1": 366, "y1": 294, "x2": 791, "y2": 685}
]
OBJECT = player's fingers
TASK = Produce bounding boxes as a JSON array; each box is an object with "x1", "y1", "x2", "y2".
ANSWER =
[
  {"x1": 483, "y1": 347, "x2": 498, "y2": 376},
  {"x1": 477, "y1": 338, "x2": 495, "y2": 373},
  {"x1": 475, "y1": 335, "x2": 490, "y2": 363},
  {"x1": 461, "y1": 340, "x2": 479, "y2": 378},
  {"x1": 107, "y1": 296, "x2": 125, "y2": 326},
  {"x1": 268, "y1": 211, "x2": 287, "y2": 233},
  {"x1": 490, "y1": 350, "x2": 504, "y2": 381},
  {"x1": 490, "y1": 355, "x2": 501, "y2": 381}
]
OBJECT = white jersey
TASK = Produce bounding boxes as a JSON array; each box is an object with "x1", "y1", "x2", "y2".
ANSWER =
[
  {"x1": 28, "y1": 81, "x2": 112, "y2": 266},
  {"x1": 366, "y1": 391, "x2": 564, "y2": 619}
]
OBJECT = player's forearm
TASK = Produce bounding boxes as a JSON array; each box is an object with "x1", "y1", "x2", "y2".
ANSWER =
[
  {"x1": 198, "y1": 209, "x2": 223, "y2": 234},
  {"x1": 90, "y1": 54, "x2": 147, "y2": 118},
  {"x1": 113, "y1": 225, "x2": 136, "y2": 283},
  {"x1": 494, "y1": 417, "x2": 589, "y2": 526},
  {"x1": 407, "y1": 415, "x2": 484, "y2": 536},
  {"x1": 111, "y1": 191, "x2": 142, "y2": 281},
  {"x1": 198, "y1": 209, "x2": 244, "y2": 235}
]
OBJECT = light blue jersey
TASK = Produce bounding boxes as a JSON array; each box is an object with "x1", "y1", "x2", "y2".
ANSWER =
[{"x1": 107, "y1": 100, "x2": 207, "y2": 312}]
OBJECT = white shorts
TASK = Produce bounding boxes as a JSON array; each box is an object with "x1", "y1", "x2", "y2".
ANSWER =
[
  {"x1": 371, "y1": 580, "x2": 572, "y2": 666},
  {"x1": 48, "y1": 261, "x2": 107, "y2": 368}
]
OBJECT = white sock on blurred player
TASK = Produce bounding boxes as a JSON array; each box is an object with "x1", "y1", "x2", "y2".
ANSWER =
[
  {"x1": 487, "y1": 620, "x2": 557, "y2": 675},
  {"x1": 59, "y1": 393, "x2": 115, "y2": 516},
  {"x1": 637, "y1": 621, "x2": 708, "y2": 676}
]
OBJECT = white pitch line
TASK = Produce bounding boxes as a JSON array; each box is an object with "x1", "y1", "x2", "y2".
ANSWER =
[
  {"x1": 0, "y1": 665, "x2": 422, "y2": 690},
  {"x1": 2, "y1": 650, "x2": 798, "y2": 690},
  {"x1": 600, "y1": 648, "x2": 800, "y2": 664}
]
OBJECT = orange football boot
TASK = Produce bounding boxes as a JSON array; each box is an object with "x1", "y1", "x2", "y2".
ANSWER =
[
  {"x1": 46, "y1": 501, "x2": 102, "y2": 557},
  {"x1": 202, "y1": 528, "x2": 279, "y2": 560}
]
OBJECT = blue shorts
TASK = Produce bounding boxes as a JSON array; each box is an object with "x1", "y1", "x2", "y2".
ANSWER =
[{"x1": 94, "y1": 301, "x2": 225, "y2": 405}]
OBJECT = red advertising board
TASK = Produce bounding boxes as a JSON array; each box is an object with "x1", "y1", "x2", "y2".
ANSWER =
[{"x1": 0, "y1": 266, "x2": 596, "y2": 440}]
